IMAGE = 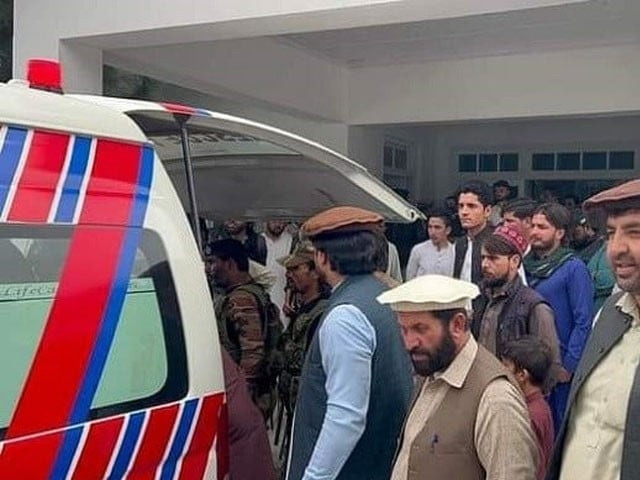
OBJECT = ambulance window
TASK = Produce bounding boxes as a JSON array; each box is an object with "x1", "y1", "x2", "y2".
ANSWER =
[
  {"x1": 90, "y1": 229, "x2": 187, "y2": 418},
  {"x1": 0, "y1": 226, "x2": 186, "y2": 434}
]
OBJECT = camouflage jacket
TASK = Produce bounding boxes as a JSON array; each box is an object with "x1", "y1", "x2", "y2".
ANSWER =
[
  {"x1": 280, "y1": 295, "x2": 329, "y2": 377},
  {"x1": 215, "y1": 281, "x2": 267, "y2": 382}
]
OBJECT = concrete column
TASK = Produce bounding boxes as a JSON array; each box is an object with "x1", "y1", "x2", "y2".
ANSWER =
[{"x1": 60, "y1": 42, "x2": 103, "y2": 94}]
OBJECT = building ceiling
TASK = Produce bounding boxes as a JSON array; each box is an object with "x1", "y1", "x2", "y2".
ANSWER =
[{"x1": 277, "y1": 0, "x2": 640, "y2": 67}]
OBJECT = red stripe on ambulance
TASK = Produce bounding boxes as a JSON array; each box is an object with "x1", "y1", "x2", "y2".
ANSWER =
[
  {"x1": 179, "y1": 394, "x2": 225, "y2": 480},
  {"x1": 0, "y1": 430, "x2": 65, "y2": 478},
  {"x1": 8, "y1": 130, "x2": 69, "y2": 222},
  {"x1": 0, "y1": 140, "x2": 143, "y2": 475},
  {"x1": 127, "y1": 404, "x2": 180, "y2": 480},
  {"x1": 72, "y1": 417, "x2": 125, "y2": 479}
]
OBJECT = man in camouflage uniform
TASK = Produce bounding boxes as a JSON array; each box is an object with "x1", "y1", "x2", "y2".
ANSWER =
[
  {"x1": 276, "y1": 242, "x2": 329, "y2": 414},
  {"x1": 208, "y1": 238, "x2": 276, "y2": 420}
]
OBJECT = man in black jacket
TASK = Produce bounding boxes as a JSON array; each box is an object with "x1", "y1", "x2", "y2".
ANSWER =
[{"x1": 453, "y1": 180, "x2": 494, "y2": 285}]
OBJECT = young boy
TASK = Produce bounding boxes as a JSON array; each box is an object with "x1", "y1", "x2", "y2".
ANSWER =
[{"x1": 501, "y1": 335, "x2": 555, "y2": 480}]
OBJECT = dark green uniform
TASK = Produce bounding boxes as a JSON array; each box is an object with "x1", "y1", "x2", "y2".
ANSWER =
[{"x1": 277, "y1": 295, "x2": 329, "y2": 413}]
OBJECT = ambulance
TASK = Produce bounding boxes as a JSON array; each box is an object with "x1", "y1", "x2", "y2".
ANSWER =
[{"x1": 0, "y1": 59, "x2": 422, "y2": 478}]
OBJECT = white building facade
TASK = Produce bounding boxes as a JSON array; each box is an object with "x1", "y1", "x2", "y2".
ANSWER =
[{"x1": 14, "y1": 0, "x2": 640, "y2": 205}]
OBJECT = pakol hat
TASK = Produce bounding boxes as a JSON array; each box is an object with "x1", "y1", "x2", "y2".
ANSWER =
[
  {"x1": 376, "y1": 274, "x2": 479, "y2": 312},
  {"x1": 583, "y1": 179, "x2": 640, "y2": 211},
  {"x1": 302, "y1": 206, "x2": 383, "y2": 238}
]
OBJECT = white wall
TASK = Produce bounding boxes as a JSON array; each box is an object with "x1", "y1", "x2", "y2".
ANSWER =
[
  {"x1": 411, "y1": 115, "x2": 640, "y2": 202},
  {"x1": 349, "y1": 44, "x2": 640, "y2": 124}
]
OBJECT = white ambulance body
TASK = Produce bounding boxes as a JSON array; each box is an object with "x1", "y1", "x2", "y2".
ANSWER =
[{"x1": 0, "y1": 64, "x2": 421, "y2": 479}]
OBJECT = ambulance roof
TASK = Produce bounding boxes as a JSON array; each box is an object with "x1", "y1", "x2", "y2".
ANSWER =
[
  {"x1": 0, "y1": 80, "x2": 423, "y2": 223},
  {"x1": 71, "y1": 95, "x2": 424, "y2": 223},
  {"x1": 0, "y1": 81, "x2": 147, "y2": 143}
]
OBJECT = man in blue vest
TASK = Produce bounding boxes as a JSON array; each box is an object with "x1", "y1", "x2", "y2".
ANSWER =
[
  {"x1": 286, "y1": 206, "x2": 414, "y2": 480},
  {"x1": 547, "y1": 179, "x2": 640, "y2": 480}
]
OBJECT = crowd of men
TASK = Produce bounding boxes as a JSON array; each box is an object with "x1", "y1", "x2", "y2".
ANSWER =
[{"x1": 202, "y1": 177, "x2": 638, "y2": 480}]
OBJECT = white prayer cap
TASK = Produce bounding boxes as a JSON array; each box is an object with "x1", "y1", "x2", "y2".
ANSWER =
[{"x1": 377, "y1": 274, "x2": 479, "y2": 312}]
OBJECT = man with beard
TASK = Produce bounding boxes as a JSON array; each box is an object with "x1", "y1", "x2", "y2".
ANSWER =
[
  {"x1": 523, "y1": 203, "x2": 594, "y2": 431},
  {"x1": 286, "y1": 207, "x2": 413, "y2": 480},
  {"x1": 477, "y1": 226, "x2": 561, "y2": 377},
  {"x1": 547, "y1": 179, "x2": 640, "y2": 480},
  {"x1": 378, "y1": 275, "x2": 537, "y2": 480},
  {"x1": 222, "y1": 219, "x2": 268, "y2": 265},
  {"x1": 502, "y1": 198, "x2": 539, "y2": 285},
  {"x1": 263, "y1": 219, "x2": 297, "y2": 325},
  {"x1": 208, "y1": 238, "x2": 277, "y2": 419},
  {"x1": 274, "y1": 241, "x2": 329, "y2": 455}
]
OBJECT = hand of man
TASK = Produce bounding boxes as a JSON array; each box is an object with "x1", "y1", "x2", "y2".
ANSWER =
[{"x1": 557, "y1": 368, "x2": 572, "y2": 383}]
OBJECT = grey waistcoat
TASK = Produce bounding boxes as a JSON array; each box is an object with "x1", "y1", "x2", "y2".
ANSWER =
[{"x1": 287, "y1": 274, "x2": 413, "y2": 480}]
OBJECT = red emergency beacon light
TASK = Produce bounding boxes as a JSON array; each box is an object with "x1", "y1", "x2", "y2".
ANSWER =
[{"x1": 27, "y1": 58, "x2": 63, "y2": 93}]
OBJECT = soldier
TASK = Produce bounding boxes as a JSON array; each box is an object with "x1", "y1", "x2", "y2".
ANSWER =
[
  {"x1": 208, "y1": 238, "x2": 280, "y2": 420},
  {"x1": 274, "y1": 241, "x2": 330, "y2": 467},
  {"x1": 276, "y1": 241, "x2": 329, "y2": 414}
]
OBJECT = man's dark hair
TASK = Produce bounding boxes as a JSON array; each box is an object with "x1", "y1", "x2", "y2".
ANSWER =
[
  {"x1": 534, "y1": 202, "x2": 571, "y2": 231},
  {"x1": 458, "y1": 180, "x2": 494, "y2": 207},
  {"x1": 493, "y1": 179, "x2": 510, "y2": 189},
  {"x1": 372, "y1": 232, "x2": 390, "y2": 272},
  {"x1": 207, "y1": 238, "x2": 249, "y2": 272},
  {"x1": 311, "y1": 230, "x2": 379, "y2": 275},
  {"x1": 483, "y1": 235, "x2": 521, "y2": 261},
  {"x1": 502, "y1": 198, "x2": 538, "y2": 220},
  {"x1": 427, "y1": 208, "x2": 452, "y2": 228},
  {"x1": 501, "y1": 335, "x2": 552, "y2": 388},
  {"x1": 431, "y1": 308, "x2": 469, "y2": 331}
]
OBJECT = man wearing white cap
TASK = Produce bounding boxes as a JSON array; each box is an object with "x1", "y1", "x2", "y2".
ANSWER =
[{"x1": 378, "y1": 275, "x2": 537, "y2": 480}]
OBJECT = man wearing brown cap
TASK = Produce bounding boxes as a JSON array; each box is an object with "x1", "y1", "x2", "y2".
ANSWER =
[
  {"x1": 547, "y1": 179, "x2": 640, "y2": 480},
  {"x1": 476, "y1": 225, "x2": 561, "y2": 372},
  {"x1": 274, "y1": 242, "x2": 329, "y2": 459},
  {"x1": 286, "y1": 207, "x2": 413, "y2": 480}
]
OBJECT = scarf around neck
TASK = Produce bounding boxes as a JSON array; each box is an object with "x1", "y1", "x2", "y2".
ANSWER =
[{"x1": 524, "y1": 246, "x2": 575, "y2": 283}]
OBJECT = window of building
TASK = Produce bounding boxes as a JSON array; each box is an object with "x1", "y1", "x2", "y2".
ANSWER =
[
  {"x1": 532, "y1": 150, "x2": 636, "y2": 171},
  {"x1": 479, "y1": 154, "x2": 498, "y2": 172},
  {"x1": 458, "y1": 154, "x2": 477, "y2": 172},
  {"x1": 582, "y1": 152, "x2": 607, "y2": 170},
  {"x1": 458, "y1": 152, "x2": 519, "y2": 172},
  {"x1": 0, "y1": 226, "x2": 187, "y2": 436},
  {"x1": 383, "y1": 145, "x2": 394, "y2": 168},
  {"x1": 383, "y1": 141, "x2": 410, "y2": 190},
  {"x1": 610, "y1": 151, "x2": 635, "y2": 170},
  {"x1": 557, "y1": 152, "x2": 580, "y2": 171},
  {"x1": 532, "y1": 153, "x2": 555, "y2": 171},
  {"x1": 499, "y1": 153, "x2": 519, "y2": 172}
]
